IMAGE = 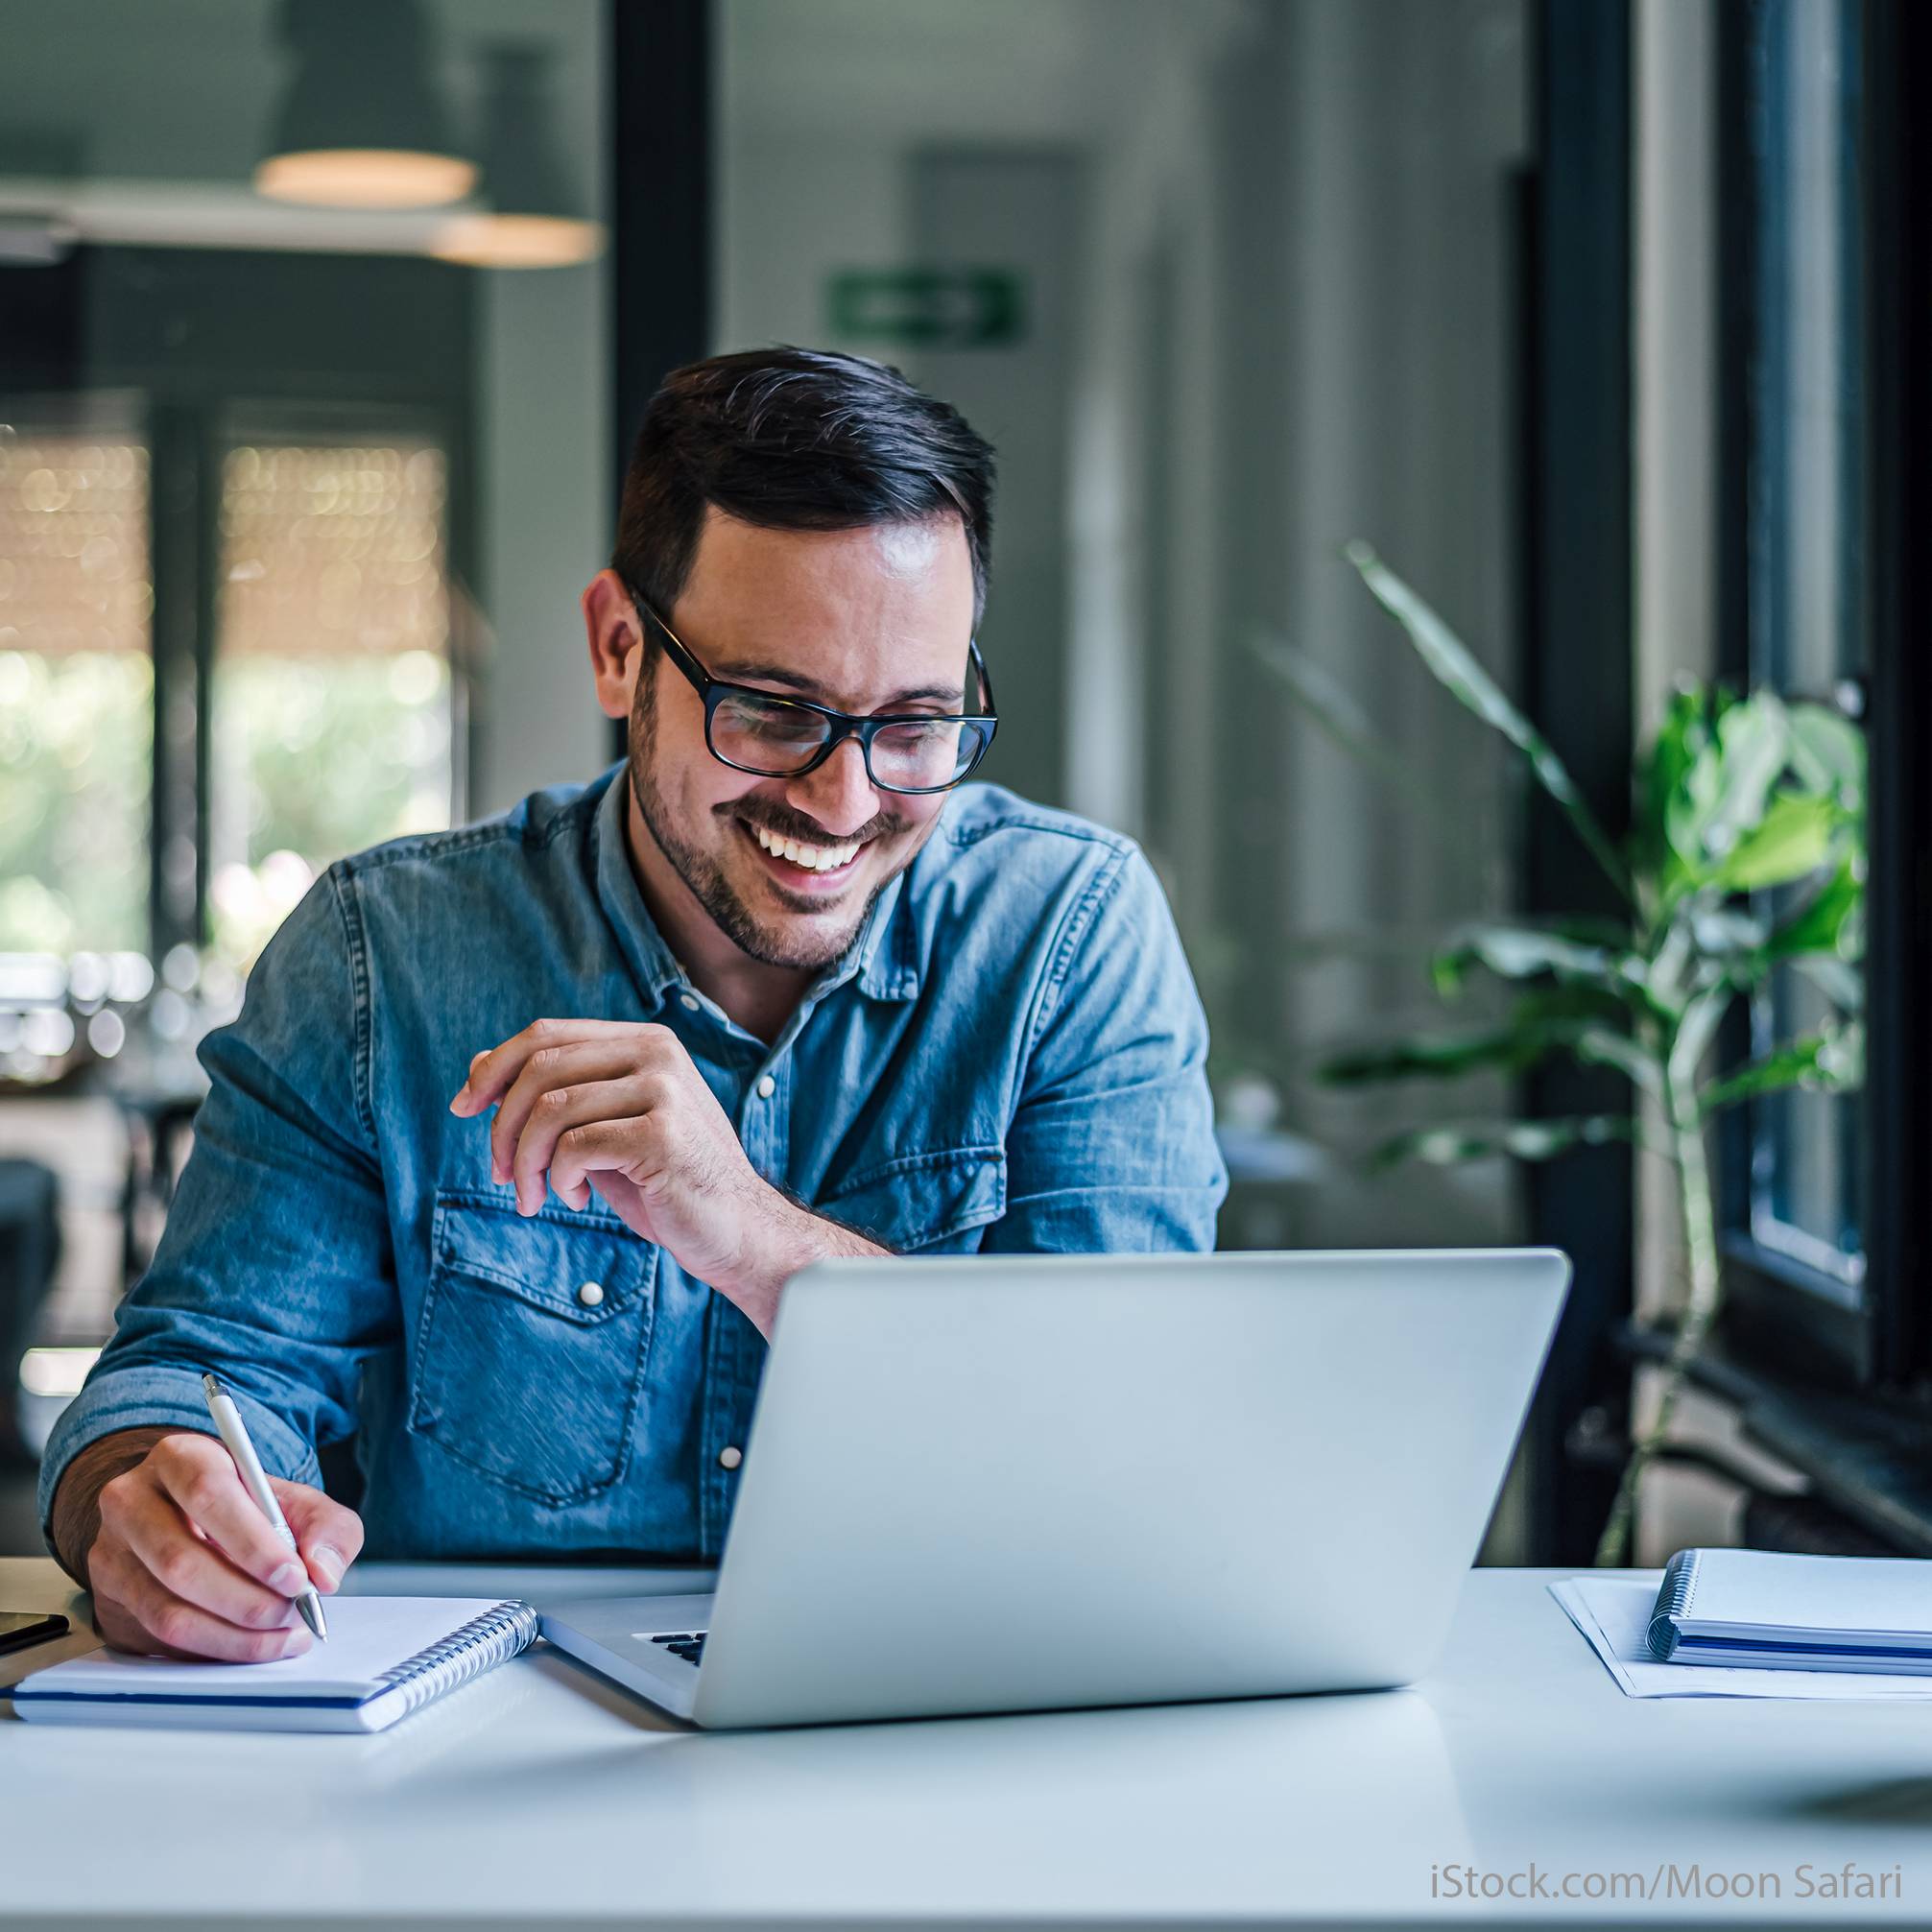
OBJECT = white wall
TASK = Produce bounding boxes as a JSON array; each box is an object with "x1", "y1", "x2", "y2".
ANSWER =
[{"x1": 719, "y1": 0, "x2": 1532, "y2": 1258}]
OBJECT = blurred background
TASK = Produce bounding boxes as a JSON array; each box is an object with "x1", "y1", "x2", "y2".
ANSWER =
[{"x1": 2, "y1": 0, "x2": 1925, "y2": 1573}]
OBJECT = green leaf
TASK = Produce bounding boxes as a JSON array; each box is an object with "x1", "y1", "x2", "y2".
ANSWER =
[
  {"x1": 1790, "y1": 954, "x2": 1864, "y2": 1015},
  {"x1": 1698, "y1": 1024, "x2": 1865, "y2": 1117},
  {"x1": 1711, "y1": 790, "x2": 1841, "y2": 893},
  {"x1": 1701, "y1": 694, "x2": 1792, "y2": 860},
  {"x1": 1317, "y1": 984, "x2": 1636, "y2": 1087},
  {"x1": 1346, "y1": 541, "x2": 1632, "y2": 900},
  {"x1": 1785, "y1": 703, "x2": 1866, "y2": 812},
  {"x1": 1634, "y1": 685, "x2": 1707, "y2": 854},
  {"x1": 1763, "y1": 852, "x2": 1864, "y2": 962},
  {"x1": 1370, "y1": 1114, "x2": 1639, "y2": 1169},
  {"x1": 1633, "y1": 684, "x2": 1713, "y2": 902},
  {"x1": 1430, "y1": 922, "x2": 1651, "y2": 1010},
  {"x1": 1319, "y1": 1028, "x2": 1557, "y2": 1085}
]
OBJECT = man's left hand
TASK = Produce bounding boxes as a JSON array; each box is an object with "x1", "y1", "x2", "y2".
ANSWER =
[{"x1": 450, "y1": 1018, "x2": 881, "y2": 1335}]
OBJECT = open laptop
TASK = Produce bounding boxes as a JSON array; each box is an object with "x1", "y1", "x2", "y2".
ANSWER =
[{"x1": 540, "y1": 1248, "x2": 1569, "y2": 1728}]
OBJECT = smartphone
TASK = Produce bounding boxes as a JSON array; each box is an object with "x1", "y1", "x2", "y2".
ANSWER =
[{"x1": 0, "y1": 1610, "x2": 70, "y2": 1656}]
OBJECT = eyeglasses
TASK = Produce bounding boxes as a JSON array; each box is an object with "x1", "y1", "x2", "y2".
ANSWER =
[{"x1": 628, "y1": 590, "x2": 998, "y2": 795}]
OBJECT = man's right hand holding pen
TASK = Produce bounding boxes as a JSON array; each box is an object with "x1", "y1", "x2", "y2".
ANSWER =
[{"x1": 47, "y1": 1425, "x2": 364, "y2": 1662}]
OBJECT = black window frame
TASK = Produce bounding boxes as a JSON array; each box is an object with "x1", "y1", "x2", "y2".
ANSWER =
[{"x1": 1714, "y1": 0, "x2": 1932, "y2": 1395}]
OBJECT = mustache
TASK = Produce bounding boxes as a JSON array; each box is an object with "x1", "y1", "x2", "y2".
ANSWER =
[{"x1": 722, "y1": 800, "x2": 916, "y2": 846}]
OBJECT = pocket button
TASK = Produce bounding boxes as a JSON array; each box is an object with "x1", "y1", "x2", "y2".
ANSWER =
[
  {"x1": 577, "y1": 1279, "x2": 605, "y2": 1307},
  {"x1": 718, "y1": 1445, "x2": 743, "y2": 1470}
]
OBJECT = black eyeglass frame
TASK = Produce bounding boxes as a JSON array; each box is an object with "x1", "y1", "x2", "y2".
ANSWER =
[{"x1": 627, "y1": 589, "x2": 999, "y2": 795}]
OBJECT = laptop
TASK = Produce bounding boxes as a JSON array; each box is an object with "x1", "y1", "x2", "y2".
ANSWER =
[{"x1": 539, "y1": 1247, "x2": 1569, "y2": 1728}]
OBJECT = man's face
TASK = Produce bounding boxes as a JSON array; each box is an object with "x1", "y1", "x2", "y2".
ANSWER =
[{"x1": 624, "y1": 508, "x2": 977, "y2": 972}]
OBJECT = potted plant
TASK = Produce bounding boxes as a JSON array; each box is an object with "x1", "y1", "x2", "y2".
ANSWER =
[{"x1": 1266, "y1": 544, "x2": 1866, "y2": 1563}]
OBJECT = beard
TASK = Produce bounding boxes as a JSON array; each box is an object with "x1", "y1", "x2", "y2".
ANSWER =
[{"x1": 626, "y1": 656, "x2": 918, "y2": 971}]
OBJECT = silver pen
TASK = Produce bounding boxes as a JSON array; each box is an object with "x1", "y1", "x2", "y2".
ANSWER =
[{"x1": 200, "y1": 1373, "x2": 327, "y2": 1641}]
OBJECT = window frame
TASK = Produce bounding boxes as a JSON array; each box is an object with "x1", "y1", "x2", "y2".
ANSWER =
[{"x1": 1714, "y1": 0, "x2": 1932, "y2": 1395}]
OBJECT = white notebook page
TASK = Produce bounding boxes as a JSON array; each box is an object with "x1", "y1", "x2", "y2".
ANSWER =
[
  {"x1": 20, "y1": 1597, "x2": 513, "y2": 1703},
  {"x1": 1677, "y1": 1549, "x2": 1932, "y2": 1638}
]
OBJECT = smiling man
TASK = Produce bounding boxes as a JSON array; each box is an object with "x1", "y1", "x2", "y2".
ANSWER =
[{"x1": 42, "y1": 346, "x2": 1226, "y2": 1662}]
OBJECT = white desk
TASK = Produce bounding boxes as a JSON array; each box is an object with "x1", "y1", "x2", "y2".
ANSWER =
[{"x1": 4, "y1": 1557, "x2": 1930, "y2": 1929}]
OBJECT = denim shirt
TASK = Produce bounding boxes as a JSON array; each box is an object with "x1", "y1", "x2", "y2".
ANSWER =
[{"x1": 41, "y1": 765, "x2": 1225, "y2": 1562}]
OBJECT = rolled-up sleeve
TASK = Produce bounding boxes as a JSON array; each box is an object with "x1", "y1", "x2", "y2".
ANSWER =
[
  {"x1": 38, "y1": 866, "x2": 397, "y2": 1542},
  {"x1": 983, "y1": 844, "x2": 1226, "y2": 1253}
]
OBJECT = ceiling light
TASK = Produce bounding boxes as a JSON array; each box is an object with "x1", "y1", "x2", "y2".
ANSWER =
[
  {"x1": 429, "y1": 45, "x2": 604, "y2": 269},
  {"x1": 256, "y1": 0, "x2": 473, "y2": 210}
]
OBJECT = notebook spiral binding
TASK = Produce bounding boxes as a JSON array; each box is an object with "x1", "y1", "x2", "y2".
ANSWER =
[
  {"x1": 1646, "y1": 1549, "x2": 1701, "y2": 1659},
  {"x1": 372, "y1": 1599, "x2": 539, "y2": 1719}
]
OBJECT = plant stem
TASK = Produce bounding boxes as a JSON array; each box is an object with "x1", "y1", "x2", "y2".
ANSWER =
[{"x1": 1593, "y1": 1070, "x2": 1724, "y2": 1565}]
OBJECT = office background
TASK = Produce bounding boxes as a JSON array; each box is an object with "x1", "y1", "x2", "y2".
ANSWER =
[{"x1": 1, "y1": 0, "x2": 1924, "y2": 1571}]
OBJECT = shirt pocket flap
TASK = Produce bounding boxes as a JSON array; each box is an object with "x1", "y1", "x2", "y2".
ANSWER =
[
  {"x1": 814, "y1": 1146, "x2": 1006, "y2": 1252},
  {"x1": 431, "y1": 1189, "x2": 652, "y2": 1324}
]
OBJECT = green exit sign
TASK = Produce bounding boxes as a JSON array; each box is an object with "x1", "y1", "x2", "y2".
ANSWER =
[{"x1": 826, "y1": 269, "x2": 1026, "y2": 349}]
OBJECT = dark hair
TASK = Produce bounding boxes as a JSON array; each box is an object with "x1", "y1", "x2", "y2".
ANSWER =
[{"x1": 610, "y1": 346, "x2": 996, "y2": 632}]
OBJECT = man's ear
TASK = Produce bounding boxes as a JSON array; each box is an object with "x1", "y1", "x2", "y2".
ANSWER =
[{"x1": 583, "y1": 568, "x2": 646, "y2": 721}]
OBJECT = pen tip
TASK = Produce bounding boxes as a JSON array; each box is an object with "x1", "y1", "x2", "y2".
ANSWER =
[{"x1": 298, "y1": 1593, "x2": 328, "y2": 1641}]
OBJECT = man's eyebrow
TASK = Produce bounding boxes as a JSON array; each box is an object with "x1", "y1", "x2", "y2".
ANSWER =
[{"x1": 711, "y1": 660, "x2": 964, "y2": 708}]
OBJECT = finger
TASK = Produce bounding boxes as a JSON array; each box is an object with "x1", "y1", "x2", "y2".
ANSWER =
[
  {"x1": 92, "y1": 1541, "x2": 309, "y2": 1664},
  {"x1": 274, "y1": 1483, "x2": 366, "y2": 1595},
  {"x1": 489, "y1": 1043, "x2": 653, "y2": 1194},
  {"x1": 111, "y1": 1481, "x2": 302, "y2": 1633},
  {"x1": 551, "y1": 1115, "x2": 670, "y2": 1212},
  {"x1": 510, "y1": 1075, "x2": 659, "y2": 1215},
  {"x1": 453, "y1": 1019, "x2": 662, "y2": 1116},
  {"x1": 147, "y1": 1435, "x2": 313, "y2": 1595}
]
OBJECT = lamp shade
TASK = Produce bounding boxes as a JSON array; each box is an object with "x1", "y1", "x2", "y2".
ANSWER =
[
  {"x1": 256, "y1": 0, "x2": 474, "y2": 209},
  {"x1": 429, "y1": 44, "x2": 604, "y2": 268}
]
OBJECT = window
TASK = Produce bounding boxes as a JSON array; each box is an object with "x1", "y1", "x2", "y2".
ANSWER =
[
  {"x1": 208, "y1": 436, "x2": 455, "y2": 969},
  {"x1": 0, "y1": 416, "x2": 153, "y2": 955},
  {"x1": 1717, "y1": 0, "x2": 1932, "y2": 1390},
  {"x1": 0, "y1": 246, "x2": 479, "y2": 1031},
  {"x1": 1737, "y1": 0, "x2": 1866, "y2": 1304}
]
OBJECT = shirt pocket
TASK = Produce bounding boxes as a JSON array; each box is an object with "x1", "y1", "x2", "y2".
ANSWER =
[
  {"x1": 407, "y1": 1189, "x2": 658, "y2": 1505},
  {"x1": 813, "y1": 1145, "x2": 1007, "y2": 1254}
]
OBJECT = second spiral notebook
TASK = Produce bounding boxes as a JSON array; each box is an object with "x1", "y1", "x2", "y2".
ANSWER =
[{"x1": 12, "y1": 1597, "x2": 538, "y2": 1732}]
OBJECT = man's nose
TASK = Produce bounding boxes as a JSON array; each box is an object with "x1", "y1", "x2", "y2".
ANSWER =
[{"x1": 781, "y1": 735, "x2": 879, "y2": 839}]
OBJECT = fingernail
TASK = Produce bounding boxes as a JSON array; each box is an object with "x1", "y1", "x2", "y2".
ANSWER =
[
  {"x1": 309, "y1": 1544, "x2": 345, "y2": 1589},
  {"x1": 281, "y1": 1628, "x2": 313, "y2": 1657},
  {"x1": 270, "y1": 1562, "x2": 305, "y2": 1594}
]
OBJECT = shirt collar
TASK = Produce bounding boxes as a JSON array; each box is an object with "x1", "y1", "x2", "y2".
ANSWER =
[{"x1": 591, "y1": 763, "x2": 920, "y2": 1013}]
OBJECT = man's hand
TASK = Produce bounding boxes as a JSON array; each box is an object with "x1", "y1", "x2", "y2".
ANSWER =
[
  {"x1": 450, "y1": 1018, "x2": 886, "y2": 1334},
  {"x1": 52, "y1": 1426, "x2": 364, "y2": 1662}
]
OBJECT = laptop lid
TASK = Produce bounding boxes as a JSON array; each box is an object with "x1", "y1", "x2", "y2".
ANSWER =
[{"x1": 690, "y1": 1248, "x2": 1569, "y2": 1728}]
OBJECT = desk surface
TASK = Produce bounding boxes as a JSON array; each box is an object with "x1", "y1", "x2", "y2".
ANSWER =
[{"x1": 4, "y1": 1557, "x2": 1930, "y2": 1930}]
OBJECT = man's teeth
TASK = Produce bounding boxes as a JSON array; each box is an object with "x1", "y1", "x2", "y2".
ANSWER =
[{"x1": 751, "y1": 823, "x2": 860, "y2": 872}]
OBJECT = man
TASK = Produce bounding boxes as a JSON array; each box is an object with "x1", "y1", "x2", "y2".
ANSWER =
[{"x1": 42, "y1": 346, "x2": 1226, "y2": 1662}]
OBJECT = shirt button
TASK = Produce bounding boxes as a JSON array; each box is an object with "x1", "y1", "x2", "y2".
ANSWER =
[
  {"x1": 755, "y1": 1074, "x2": 776, "y2": 1099},
  {"x1": 718, "y1": 1445, "x2": 743, "y2": 1470},
  {"x1": 577, "y1": 1280, "x2": 605, "y2": 1307},
  {"x1": 679, "y1": 991, "x2": 700, "y2": 1012}
]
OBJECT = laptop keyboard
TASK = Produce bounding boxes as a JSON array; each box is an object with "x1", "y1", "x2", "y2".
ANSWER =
[{"x1": 646, "y1": 1632, "x2": 707, "y2": 1667}]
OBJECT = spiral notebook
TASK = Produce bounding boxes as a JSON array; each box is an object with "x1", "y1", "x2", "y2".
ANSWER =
[
  {"x1": 1647, "y1": 1548, "x2": 1932, "y2": 1672},
  {"x1": 12, "y1": 1597, "x2": 538, "y2": 1732}
]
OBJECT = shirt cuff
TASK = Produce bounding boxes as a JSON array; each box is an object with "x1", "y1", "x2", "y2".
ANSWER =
[{"x1": 36, "y1": 1364, "x2": 323, "y2": 1556}]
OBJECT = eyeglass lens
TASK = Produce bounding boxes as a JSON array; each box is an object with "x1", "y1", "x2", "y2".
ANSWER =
[{"x1": 710, "y1": 690, "x2": 986, "y2": 790}]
